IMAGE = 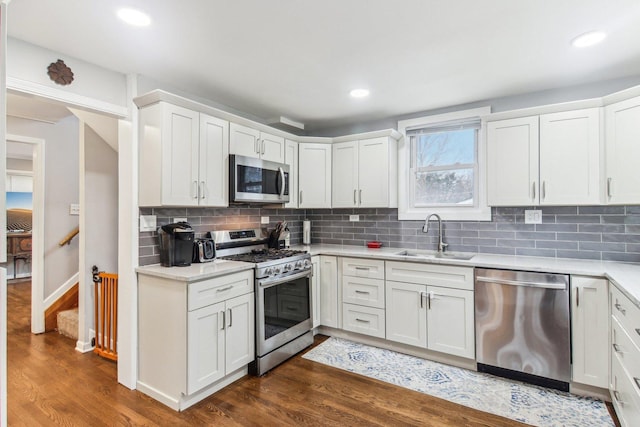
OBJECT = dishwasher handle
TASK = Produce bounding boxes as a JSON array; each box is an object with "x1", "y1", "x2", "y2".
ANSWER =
[{"x1": 476, "y1": 275, "x2": 567, "y2": 290}]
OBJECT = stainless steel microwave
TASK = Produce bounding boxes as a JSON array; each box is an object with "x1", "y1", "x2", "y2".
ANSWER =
[{"x1": 230, "y1": 155, "x2": 290, "y2": 203}]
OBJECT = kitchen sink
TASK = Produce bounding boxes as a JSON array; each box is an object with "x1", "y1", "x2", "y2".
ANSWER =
[{"x1": 394, "y1": 250, "x2": 475, "y2": 260}]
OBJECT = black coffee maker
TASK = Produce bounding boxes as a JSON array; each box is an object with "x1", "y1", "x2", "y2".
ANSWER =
[{"x1": 158, "y1": 222, "x2": 195, "y2": 267}]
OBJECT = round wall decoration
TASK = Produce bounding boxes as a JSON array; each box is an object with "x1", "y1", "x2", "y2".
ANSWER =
[{"x1": 47, "y1": 59, "x2": 74, "y2": 85}]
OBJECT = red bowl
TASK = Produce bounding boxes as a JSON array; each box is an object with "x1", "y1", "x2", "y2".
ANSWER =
[{"x1": 367, "y1": 241, "x2": 382, "y2": 248}]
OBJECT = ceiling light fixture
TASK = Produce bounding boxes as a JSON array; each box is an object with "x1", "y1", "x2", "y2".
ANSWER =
[
  {"x1": 350, "y1": 89, "x2": 370, "y2": 98},
  {"x1": 571, "y1": 31, "x2": 606, "y2": 48},
  {"x1": 117, "y1": 8, "x2": 151, "y2": 27}
]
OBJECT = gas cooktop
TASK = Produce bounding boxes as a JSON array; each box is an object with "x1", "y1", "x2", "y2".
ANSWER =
[{"x1": 219, "y1": 248, "x2": 307, "y2": 264}]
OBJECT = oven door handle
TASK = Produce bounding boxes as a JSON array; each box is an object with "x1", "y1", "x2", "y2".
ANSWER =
[{"x1": 258, "y1": 269, "x2": 312, "y2": 289}]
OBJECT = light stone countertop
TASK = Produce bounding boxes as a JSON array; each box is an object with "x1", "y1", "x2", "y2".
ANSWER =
[
  {"x1": 136, "y1": 259, "x2": 254, "y2": 282},
  {"x1": 293, "y1": 243, "x2": 640, "y2": 309}
]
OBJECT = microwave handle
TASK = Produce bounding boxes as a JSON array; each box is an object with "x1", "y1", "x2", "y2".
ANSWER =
[{"x1": 278, "y1": 167, "x2": 285, "y2": 197}]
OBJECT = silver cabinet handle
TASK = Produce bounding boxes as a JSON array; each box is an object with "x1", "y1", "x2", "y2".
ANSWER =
[
  {"x1": 353, "y1": 189, "x2": 357, "y2": 205},
  {"x1": 355, "y1": 318, "x2": 370, "y2": 323},
  {"x1": 427, "y1": 292, "x2": 431, "y2": 310},
  {"x1": 200, "y1": 181, "x2": 205, "y2": 199},
  {"x1": 355, "y1": 290, "x2": 370, "y2": 294},
  {"x1": 420, "y1": 291, "x2": 426, "y2": 309},
  {"x1": 228, "y1": 308, "x2": 232, "y2": 328},
  {"x1": 216, "y1": 286, "x2": 233, "y2": 292},
  {"x1": 615, "y1": 302, "x2": 626, "y2": 315},
  {"x1": 261, "y1": 140, "x2": 266, "y2": 155},
  {"x1": 634, "y1": 377, "x2": 640, "y2": 391},
  {"x1": 636, "y1": 328, "x2": 640, "y2": 337},
  {"x1": 576, "y1": 287, "x2": 580, "y2": 307},
  {"x1": 607, "y1": 177, "x2": 612, "y2": 199},
  {"x1": 613, "y1": 390, "x2": 624, "y2": 406},
  {"x1": 359, "y1": 189, "x2": 362, "y2": 205},
  {"x1": 354, "y1": 266, "x2": 370, "y2": 271},
  {"x1": 613, "y1": 343, "x2": 622, "y2": 353},
  {"x1": 299, "y1": 190, "x2": 303, "y2": 204},
  {"x1": 278, "y1": 167, "x2": 285, "y2": 197},
  {"x1": 221, "y1": 311, "x2": 226, "y2": 330},
  {"x1": 532, "y1": 182, "x2": 536, "y2": 200},
  {"x1": 542, "y1": 181, "x2": 546, "y2": 200},
  {"x1": 193, "y1": 180, "x2": 198, "y2": 199}
]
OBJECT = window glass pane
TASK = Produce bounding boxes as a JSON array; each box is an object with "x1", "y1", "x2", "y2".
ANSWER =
[
  {"x1": 415, "y1": 129, "x2": 475, "y2": 168},
  {"x1": 415, "y1": 169, "x2": 474, "y2": 205}
]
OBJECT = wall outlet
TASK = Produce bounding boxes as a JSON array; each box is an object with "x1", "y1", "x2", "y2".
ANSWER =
[
  {"x1": 139, "y1": 215, "x2": 157, "y2": 232},
  {"x1": 261, "y1": 216, "x2": 270, "y2": 224},
  {"x1": 69, "y1": 203, "x2": 80, "y2": 216},
  {"x1": 524, "y1": 210, "x2": 543, "y2": 224},
  {"x1": 349, "y1": 215, "x2": 360, "y2": 222},
  {"x1": 173, "y1": 217, "x2": 187, "y2": 223}
]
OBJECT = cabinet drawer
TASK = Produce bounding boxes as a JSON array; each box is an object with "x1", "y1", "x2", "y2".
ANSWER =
[
  {"x1": 611, "y1": 349, "x2": 640, "y2": 427},
  {"x1": 612, "y1": 316, "x2": 640, "y2": 382},
  {"x1": 342, "y1": 303, "x2": 385, "y2": 338},
  {"x1": 342, "y1": 257, "x2": 385, "y2": 280},
  {"x1": 188, "y1": 270, "x2": 253, "y2": 311},
  {"x1": 385, "y1": 261, "x2": 474, "y2": 291},
  {"x1": 342, "y1": 276, "x2": 385, "y2": 309},
  {"x1": 611, "y1": 285, "x2": 640, "y2": 350}
]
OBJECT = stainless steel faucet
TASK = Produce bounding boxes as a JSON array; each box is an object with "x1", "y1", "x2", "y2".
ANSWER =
[{"x1": 423, "y1": 214, "x2": 448, "y2": 253}]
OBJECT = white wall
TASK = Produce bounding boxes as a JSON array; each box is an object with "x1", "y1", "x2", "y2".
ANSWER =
[
  {"x1": 7, "y1": 37, "x2": 127, "y2": 109},
  {"x1": 7, "y1": 115, "x2": 79, "y2": 298}
]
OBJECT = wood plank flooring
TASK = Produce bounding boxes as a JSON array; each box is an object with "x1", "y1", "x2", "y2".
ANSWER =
[{"x1": 6, "y1": 281, "x2": 611, "y2": 426}]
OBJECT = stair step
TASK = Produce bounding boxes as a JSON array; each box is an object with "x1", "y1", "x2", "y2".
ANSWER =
[{"x1": 57, "y1": 308, "x2": 79, "y2": 340}]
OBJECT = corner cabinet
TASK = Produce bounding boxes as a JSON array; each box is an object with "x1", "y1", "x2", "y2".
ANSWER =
[
  {"x1": 605, "y1": 96, "x2": 640, "y2": 204},
  {"x1": 139, "y1": 102, "x2": 229, "y2": 207},
  {"x1": 385, "y1": 261, "x2": 475, "y2": 359},
  {"x1": 487, "y1": 108, "x2": 601, "y2": 206},
  {"x1": 332, "y1": 137, "x2": 398, "y2": 208},
  {"x1": 571, "y1": 276, "x2": 609, "y2": 388},
  {"x1": 229, "y1": 122, "x2": 285, "y2": 163},
  {"x1": 298, "y1": 143, "x2": 332, "y2": 208},
  {"x1": 137, "y1": 269, "x2": 254, "y2": 411}
]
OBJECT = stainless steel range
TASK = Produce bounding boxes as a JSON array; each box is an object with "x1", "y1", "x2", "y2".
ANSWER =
[{"x1": 211, "y1": 229, "x2": 313, "y2": 376}]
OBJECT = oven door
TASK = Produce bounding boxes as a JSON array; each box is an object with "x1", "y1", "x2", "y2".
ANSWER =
[
  {"x1": 230, "y1": 155, "x2": 290, "y2": 203},
  {"x1": 256, "y1": 269, "x2": 312, "y2": 357}
]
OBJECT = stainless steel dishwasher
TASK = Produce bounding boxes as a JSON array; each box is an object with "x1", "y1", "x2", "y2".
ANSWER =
[{"x1": 475, "y1": 268, "x2": 571, "y2": 391}]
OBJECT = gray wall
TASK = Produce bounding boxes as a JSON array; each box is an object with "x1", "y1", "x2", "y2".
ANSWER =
[{"x1": 139, "y1": 205, "x2": 640, "y2": 265}]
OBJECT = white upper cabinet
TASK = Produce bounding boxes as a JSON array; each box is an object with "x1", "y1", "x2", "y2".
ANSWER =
[
  {"x1": 332, "y1": 136, "x2": 397, "y2": 208},
  {"x1": 284, "y1": 140, "x2": 298, "y2": 208},
  {"x1": 487, "y1": 116, "x2": 539, "y2": 206},
  {"x1": 139, "y1": 102, "x2": 228, "y2": 207},
  {"x1": 229, "y1": 122, "x2": 285, "y2": 163},
  {"x1": 298, "y1": 143, "x2": 332, "y2": 208},
  {"x1": 605, "y1": 96, "x2": 640, "y2": 204},
  {"x1": 487, "y1": 108, "x2": 601, "y2": 206}
]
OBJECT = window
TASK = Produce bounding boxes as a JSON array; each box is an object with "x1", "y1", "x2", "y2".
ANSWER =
[{"x1": 398, "y1": 107, "x2": 491, "y2": 221}]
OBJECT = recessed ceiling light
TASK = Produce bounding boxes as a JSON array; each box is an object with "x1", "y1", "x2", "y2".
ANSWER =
[
  {"x1": 117, "y1": 8, "x2": 151, "y2": 27},
  {"x1": 350, "y1": 89, "x2": 370, "y2": 98},
  {"x1": 571, "y1": 31, "x2": 606, "y2": 48}
]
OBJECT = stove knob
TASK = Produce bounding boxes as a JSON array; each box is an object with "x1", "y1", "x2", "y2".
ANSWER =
[
  {"x1": 283, "y1": 263, "x2": 293, "y2": 272},
  {"x1": 295, "y1": 260, "x2": 303, "y2": 270},
  {"x1": 303, "y1": 259, "x2": 311, "y2": 269},
  {"x1": 273, "y1": 266, "x2": 281, "y2": 275},
  {"x1": 265, "y1": 267, "x2": 273, "y2": 276}
]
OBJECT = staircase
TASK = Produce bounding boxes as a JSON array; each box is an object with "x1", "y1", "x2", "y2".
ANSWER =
[{"x1": 57, "y1": 308, "x2": 79, "y2": 340}]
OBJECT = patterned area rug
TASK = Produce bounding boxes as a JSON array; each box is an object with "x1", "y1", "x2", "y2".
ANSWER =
[{"x1": 303, "y1": 337, "x2": 613, "y2": 427}]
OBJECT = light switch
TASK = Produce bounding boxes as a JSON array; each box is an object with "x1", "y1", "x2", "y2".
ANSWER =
[
  {"x1": 140, "y1": 215, "x2": 157, "y2": 232},
  {"x1": 261, "y1": 216, "x2": 270, "y2": 224},
  {"x1": 69, "y1": 203, "x2": 80, "y2": 216},
  {"x1": 349, "y1": 215, "x2": 360, "y2": 222},
  {"x1": 524, "y1": 210, "x2": 542, "y2": 224}
]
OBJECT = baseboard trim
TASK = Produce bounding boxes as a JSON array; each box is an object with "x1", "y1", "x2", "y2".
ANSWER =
[
  {"x1": 75, "y1": 339, "x2": 94, "y2": 353},
  {"x1": 44, "y1": 272, "x2": 79, "y2": 310}
]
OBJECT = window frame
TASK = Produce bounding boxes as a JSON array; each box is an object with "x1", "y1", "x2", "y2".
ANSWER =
[{"x1": 397, "y1": 107, "x2": 492, "y2": 221}]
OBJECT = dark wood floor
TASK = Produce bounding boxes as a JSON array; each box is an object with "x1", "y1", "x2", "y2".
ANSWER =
[{"x1": 6, "y1": 281, "x2": 605, "y2": 426}]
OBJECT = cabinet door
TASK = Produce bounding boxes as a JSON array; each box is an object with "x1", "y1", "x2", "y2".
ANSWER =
[
  {"x1": 358, "y1": 137, "x2": 390, "y2": 207},
  {"x1": 284, "y1": 140, "x2": 298, "y2": 208},
  {"x1": 332, "y1": 141, "x2": 358, "y2": 207},
  {"x1": 427, "y1": 286, "x2": 474, "y2": 359},
  {"x1": 311, "y1": 256, "x2": 321, "y2": 328},
  {"x1": 161, "y1": 103, "x2": 200, "y2": 206},
  {"x1": 385, "y1": 281, "x2": 427, "y2": 347},
  {"x1": 225, "y1": 293, "x2": 255, "y2": 373},
  {"x1": 199, "y1": 114, "x2": 229, "y2": 206},
  {"x1": 187, "y1": 301, "x2": 225, "y2": 394},
  {"x1": 487, "y1": 116, "x2": 539, "y2": 206},
  {"x1": 319, "y1": 256, "x2": 339, "y2": 328},
  {"x1": 299, "y1": 143, "x2": 332, "y2": 208},
  {"x1": 260, "y1": 132, "x2": 285, "y2": 163},
  {"x1": 229, "y1": 122, "x2": 260, "y2": 159},
  {"x1": 572, "y1": 276, "x2": 609, "y2": 388},
  {"x1": 540, "y1": 109, "x2": 601, "y2": 205},
  {"x1": 605, "y1": 96, "x2": 640, "y2": 204}
]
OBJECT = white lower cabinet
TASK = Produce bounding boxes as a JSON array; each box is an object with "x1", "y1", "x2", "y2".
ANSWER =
[
  {"x1": 571, "y1": 276, "x2": 609, "y2": 388},
  {"x1": 342, "y1": 304, "x2": 385, "y2": 338},
  {"x1": 137, "y1": 269, "x2": 254, "y2": 411},
  {"x1": 319, "y1": 256, "x2": 339, "y2": 328},
  {"x1": 385, "y1": 261, "x2": 475, "y2": 359},
  {"x1": 340, "y1": 258, "x2": 385, "y2": 338}
]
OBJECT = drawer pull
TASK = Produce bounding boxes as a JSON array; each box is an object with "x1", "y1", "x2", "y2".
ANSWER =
[
  {"x1": 636, "y1": 328, "x2": 640, "y2": 337},
  {"x1": 355, "y1": 318, "x2": 370, "y2": 323},
  {"x1": 221, "y1": 311, "x2": 226, "y2": 330},
  {"x1": 615, "y1": 302, "x2": 626, "y2": 315},
  {"x1": 286, "y1": 306, "x2": 299, "y2": 311},
  {"x1": 355, "y1": 290, "x2": 370, "y2": 294},
  {"x1": 216, "y1": 286, "x2": 233, "y2": 292},
  {"x1": 613, "y1": 343, "x2": 622, "y2": 353},
  {"x1": 354, "y1": 266, "x2": 370, "y2": 271},
  {"x1": 613, "y1": 390, "x2": 624, "y2": 406},
  {"x1": 635, "y1": 377, "x2": 640, "y2": 391}
]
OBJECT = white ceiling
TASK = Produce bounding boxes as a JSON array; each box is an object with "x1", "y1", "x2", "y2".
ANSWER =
[{"x1": 6, "y1": 0, "x2": 640, "y2": 131}]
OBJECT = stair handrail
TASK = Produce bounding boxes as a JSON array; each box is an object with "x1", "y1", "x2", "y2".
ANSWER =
[{"x1": 59, "y1": 226, "x2": 79, "y2": 246}]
